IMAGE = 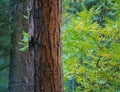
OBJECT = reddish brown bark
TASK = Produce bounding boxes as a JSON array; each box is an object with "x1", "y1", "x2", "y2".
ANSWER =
[{"x1": 29, "y1": 0, "x2": 63, "y2": 92}]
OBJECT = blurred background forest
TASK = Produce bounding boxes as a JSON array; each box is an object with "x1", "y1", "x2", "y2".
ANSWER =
[{"x1": 0, "y1": 0, "x2": 120, "y2": 92}]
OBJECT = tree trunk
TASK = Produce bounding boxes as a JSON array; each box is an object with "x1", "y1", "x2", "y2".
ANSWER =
[
  {"x1": 9, "y1": 1, "x2": 33, "y2": 92},
  {"x1": 29, "y1": 0, "x2": 63, "y2": 92}
]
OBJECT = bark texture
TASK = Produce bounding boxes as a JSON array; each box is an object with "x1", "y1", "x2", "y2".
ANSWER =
[
  {"x1": 29, "y1": 0, "x2": 63, "y2": 92},
  {"x1": 9, "y1": 1, "x2": 33, "y2": 92}
]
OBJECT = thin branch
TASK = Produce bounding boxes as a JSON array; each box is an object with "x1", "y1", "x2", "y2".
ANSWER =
[
  {"x1": 89, "y1": 34, "x2": 104, "y2": 51},
  {"x1": 0, "y1": 65, "x2": 10, "y2": 71}
]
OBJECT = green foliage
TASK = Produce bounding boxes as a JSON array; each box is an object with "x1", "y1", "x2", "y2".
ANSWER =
[
  {"x1": 62, "y1": 1, "x2": 120, "y2": 92},
  {"x1": 19, "y1": 31, "x2": 28, "y2": 52},
  {"x1": 0, "y1": 0, "x2": 119, "y2": 91},
  {"x1": 0, "y1": 0, "x2": 11, "y2": 91}
]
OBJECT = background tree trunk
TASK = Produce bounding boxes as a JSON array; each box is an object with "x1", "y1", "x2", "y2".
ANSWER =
[
  {"x1": 9, "y1": 1, "x2": 33, "y2": 92},
  {"x1": 29, "y1": 0, "x2": 63, "y2": 92}
]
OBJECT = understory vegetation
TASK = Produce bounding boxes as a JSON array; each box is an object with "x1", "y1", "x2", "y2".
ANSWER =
[
  {"x1": 0, "y1": 0, "x2": 120, "y2": 92},
  {"x1": 62, "y1": 0, "x2": 120, "y2": 92}
]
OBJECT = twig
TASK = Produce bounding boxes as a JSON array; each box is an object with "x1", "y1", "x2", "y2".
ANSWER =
[{"x1": 0, "y1": 65, "x2": 10, "y2": 71}]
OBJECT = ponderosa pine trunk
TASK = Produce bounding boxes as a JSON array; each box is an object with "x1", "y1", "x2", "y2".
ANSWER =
[
  {"x1": 9, "y1": 1, "x2": 33, "y2": 92},
  {"x1": 29, "y1": 0, "x2": 63, "y2": 92}
]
